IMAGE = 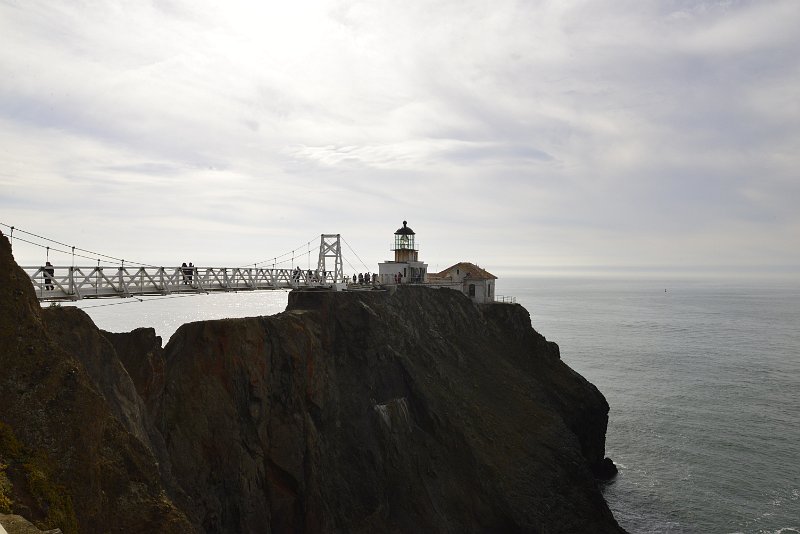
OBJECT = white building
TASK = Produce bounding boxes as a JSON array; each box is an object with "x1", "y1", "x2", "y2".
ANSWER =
[
  {"x1": 378, "y1": 221, "x2": 428, "y2": 284},
  {"x1": 429, "y1": 262, "x2": 497, "y2": 303}
]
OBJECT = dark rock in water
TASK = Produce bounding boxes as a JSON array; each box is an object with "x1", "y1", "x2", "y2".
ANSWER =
[
  {"x1": 593, "y1": 457, "x2": 619, "y2": 480},
  {"x1": 0, "y1": 230, "x2": 627, "y2": 533}
]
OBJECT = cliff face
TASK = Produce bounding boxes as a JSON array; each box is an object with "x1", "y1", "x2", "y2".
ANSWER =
[
  {"x1": 0, "y1": 230, "x2": 624, "y2": 533},
  {"x1": 0, "y1": 234, "x2": 192, "y2": 533}
]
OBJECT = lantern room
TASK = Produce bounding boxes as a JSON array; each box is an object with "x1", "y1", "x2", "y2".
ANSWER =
[{"x1": 392, "y1": 220, "x2": 418, "y2": 263}]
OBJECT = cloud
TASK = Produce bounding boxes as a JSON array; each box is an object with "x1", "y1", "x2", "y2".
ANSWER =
[{"x1": 1, "y1": 0, "x2": 798, "y2": 275}]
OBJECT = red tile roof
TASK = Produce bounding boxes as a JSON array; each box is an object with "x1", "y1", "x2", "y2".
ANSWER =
[{"x1": 433, "y1": 262, "x2": 497, "y2": 280}]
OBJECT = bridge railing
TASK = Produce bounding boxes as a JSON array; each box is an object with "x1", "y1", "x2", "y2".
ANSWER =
[{"x1": 21, "y1": 265, "x2": 346, "y2": 301}]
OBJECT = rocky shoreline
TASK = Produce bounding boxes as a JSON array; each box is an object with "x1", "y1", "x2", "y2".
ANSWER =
[{"x1": 1, "y1": 231, "x2": 624, "y2": 533}]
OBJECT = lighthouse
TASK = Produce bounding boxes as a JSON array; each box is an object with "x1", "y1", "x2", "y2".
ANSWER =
[{"x1": 378, "y1": 221, "x2": 428, "y2": 284}]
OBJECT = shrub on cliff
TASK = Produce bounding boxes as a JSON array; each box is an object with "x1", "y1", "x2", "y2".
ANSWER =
[{"x1": 0, "y1": 421, "x2": 78, "y2": 533}]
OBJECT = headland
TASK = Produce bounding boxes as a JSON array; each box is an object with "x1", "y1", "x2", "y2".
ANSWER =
[{"x1": 0, "y1": 230, "x2": 624, "y2": 533}]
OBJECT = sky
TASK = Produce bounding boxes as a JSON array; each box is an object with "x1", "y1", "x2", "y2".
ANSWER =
[{"x1": 1, "y1": 0, "x2": 798, "y2": 278}]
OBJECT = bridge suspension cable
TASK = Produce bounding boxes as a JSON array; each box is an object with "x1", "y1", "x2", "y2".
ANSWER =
[
  {"x1": 340, "y1": 254, "x2": 359, "y2": 275},
  {"x1": 0, "y1": 222, "x2": 157, "y2": 267},
  {"x1": 238, "y1": 237, "x2": 320, "y2": 270},
  {"x1": 79, "y1": 292, "x2": 203, "y2": 309},
  {"x1": 2, "y1": 222, "x2": 325, "y2": 273},
  {"x1": 339, "y1": 248, "x2": 368, "y2": 276},
  {"x1": 341, "y1": 236, "x2": 371, "y2": 272}
]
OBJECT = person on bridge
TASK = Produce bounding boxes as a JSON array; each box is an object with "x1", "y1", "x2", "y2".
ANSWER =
[
  {"x1": 44, "y1": 261, "x2": 54, "y2": 290},
  {"x1": 188, "y1": 263, "x2": 194, "y2": 284},
  {"x1": 181, "y1": 263, "x2": 189, "y2": 284}
]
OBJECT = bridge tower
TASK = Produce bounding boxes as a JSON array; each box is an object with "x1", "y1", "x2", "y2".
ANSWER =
[{"x1": 317, "y1": 234, "x2": 343, "y2": 282}]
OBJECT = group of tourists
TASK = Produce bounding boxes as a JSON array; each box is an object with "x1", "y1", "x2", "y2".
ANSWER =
[
  {"x1": 292, "y1": 267, "x2": 331, "y2": 283},
  {"x1": 180, "y1": 262, "x2": 195, "y2": 284},
  {"x1": 292, "y1": 267, "x2": 307, "y2": 282},
  {"x1": 348, "y1": 272, "x2": 406, "y2": 285},
  {"x1": 352, "y1": 272, "x2": 379, "y2": 285}
]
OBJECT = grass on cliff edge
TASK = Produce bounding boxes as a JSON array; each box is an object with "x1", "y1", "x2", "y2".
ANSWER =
[{"x1": 0, "y1": 420, "x2": 78, "y2": 534}]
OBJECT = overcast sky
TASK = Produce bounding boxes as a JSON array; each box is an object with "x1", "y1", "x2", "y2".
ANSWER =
[{"x1": 1, "y1": 0, "x2": 798, "y2": 277}]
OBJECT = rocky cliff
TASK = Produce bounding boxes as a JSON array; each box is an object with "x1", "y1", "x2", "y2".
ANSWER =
[{"x1": 0, "y1": 230, "x2": 624, "y2": 533}]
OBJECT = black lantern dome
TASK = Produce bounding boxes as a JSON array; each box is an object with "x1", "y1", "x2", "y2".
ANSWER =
[{"x1": 395, "y1": 220, "x2": 415, "y2": 235}]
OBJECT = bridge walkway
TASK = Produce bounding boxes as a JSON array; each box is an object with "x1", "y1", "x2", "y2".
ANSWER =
[{"x1": 23, "y1": 265, "x2": 346, "y2": 301}]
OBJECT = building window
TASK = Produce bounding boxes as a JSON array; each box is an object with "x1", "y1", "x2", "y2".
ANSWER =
[{"x1": 468, "y1": 284, "x2": 475, "y2": 297}]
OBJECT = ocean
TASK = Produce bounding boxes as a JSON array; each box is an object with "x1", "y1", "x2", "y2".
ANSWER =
[{"x1": 70, "y1": 277, "x2": 800, "y2": 534}]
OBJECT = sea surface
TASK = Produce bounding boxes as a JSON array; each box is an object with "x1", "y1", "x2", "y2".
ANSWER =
[{"x1": 71, "y1": 277, "x2": 800, "y2": 534}]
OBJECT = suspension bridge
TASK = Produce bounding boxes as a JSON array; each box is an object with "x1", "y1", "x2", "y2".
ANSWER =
[{"x1": 3, "y1": 224, "x2": 371, "y2": 302}]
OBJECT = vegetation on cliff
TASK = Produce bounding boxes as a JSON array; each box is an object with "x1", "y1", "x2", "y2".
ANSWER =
[
  {"x1": 0, "y1": 421, "x2": 76, "y2": 532},
  {"x1": 0, "y1": 232, "x2": 191, "y2": 533}
]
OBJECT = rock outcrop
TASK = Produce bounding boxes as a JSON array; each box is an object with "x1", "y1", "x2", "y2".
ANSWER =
[
  {"x1": 0, "y1": 230, "x2": 624, "y2": 533},
  {"x1": 0, "y1": 513, "x2": 63, "y2": 533},
  {"x1": 0, "y1": 233, "x2": 193, "y2": 533}
]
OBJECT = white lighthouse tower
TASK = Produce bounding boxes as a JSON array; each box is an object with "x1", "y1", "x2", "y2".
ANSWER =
[{"x1": 378, "y1": 221, "x2": 428, "y2": 284}]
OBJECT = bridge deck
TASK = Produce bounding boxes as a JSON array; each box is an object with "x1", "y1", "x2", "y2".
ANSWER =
[{"x1": 23, "y1": 265, "x2": 345, "y2": 301}]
